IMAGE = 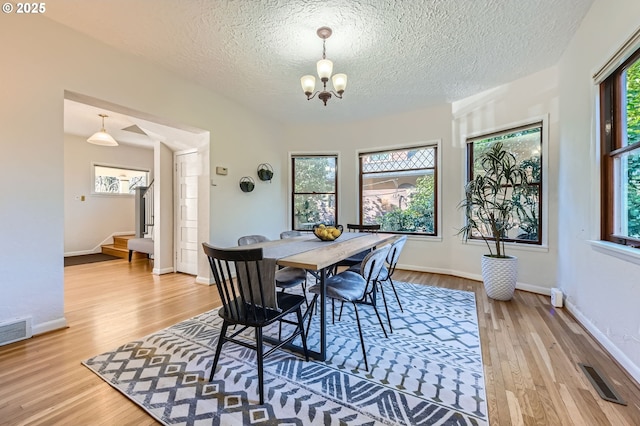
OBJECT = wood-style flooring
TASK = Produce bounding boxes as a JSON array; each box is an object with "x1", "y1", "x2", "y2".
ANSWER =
[{"x1": 0, "y1": 259, "x2": 638, "y2": 425}]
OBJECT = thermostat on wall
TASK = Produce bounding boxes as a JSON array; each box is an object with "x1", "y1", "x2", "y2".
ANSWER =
[{"x1": 216, "y1": 166, "x2": 228, "y2": 175}]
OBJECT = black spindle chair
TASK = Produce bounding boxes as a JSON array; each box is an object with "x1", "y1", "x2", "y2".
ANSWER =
[{"x1": 202, "y1": 242, "x2": 309, "y2": 405}]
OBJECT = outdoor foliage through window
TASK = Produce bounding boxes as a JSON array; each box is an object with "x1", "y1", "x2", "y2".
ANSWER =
[
  {"x1": 601, "y1": 50, "x2": 640, "y2": 245},
  {"x1": 359, "y1": 146, "x2": 437, "y2": 235},
  {"x1": 291, "y1": 155, "x2": 337, "y2": 230},
  {"x1": 94, "y1": 165, "x2": 148, "y2": 194},
  {"x1": 467, "y1": 124, "x2": 542, "y2": 244}
]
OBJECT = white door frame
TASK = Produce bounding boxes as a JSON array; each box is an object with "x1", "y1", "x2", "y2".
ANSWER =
[{"x1": 174, "y1": 148, "x2": 199, "y2": 275}]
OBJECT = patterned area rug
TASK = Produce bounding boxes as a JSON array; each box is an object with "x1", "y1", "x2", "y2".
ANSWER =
[{"x1": 83, "y1": 282, "x2": 488, "y2": 425}]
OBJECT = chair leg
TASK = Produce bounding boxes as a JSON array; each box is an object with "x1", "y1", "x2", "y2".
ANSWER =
[
  {"x1": 338, "y1": 301, "x2": 344, "y2": 321},
  {"x1": 388, "y1": 277, "x2": 403, "y2": 312},
  {"x1": 278, "y1": 288, "x2": 285, "y2": 341},
  {"x1": 352, "y1": 303, "x2": 368, "y2": 371},
  {"x1": 209, "y1": 322, "x2": 228, "y2": 381},
  {"x1": 331, "y1": 298, "x2": 335, "y2": 324},
  {"x1": 306, "y1": 295, "x2": 318, "y2": 334},
  {"x1": 372, "y1": 302, "x2": 388, "y2": 339},
  {"x1": 301, "y1": 278, "x2": 309, "y2": 308},
  {"x1": 256, "y1": 327, "x2": 265, "y2": 405},
  {"x1": 296, "y1": 307, "x2": 310, "y2": 361},
  {"x1": 378, "y1": 281, "x2": 393, "y2": 333}
]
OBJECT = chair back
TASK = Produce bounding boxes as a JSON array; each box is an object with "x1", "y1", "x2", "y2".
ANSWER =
[
  {"x1": 202, "y1": 243, "x2": 278, "y2": 321},
  {"x1": 280, "y1": 230, "x2": 302, "y2": 239},
  {"x1": 347, "y1": 224, "x2": 381, "y2": 233},
  {"x1": 238, "y1": 234, "x2": 270, "y2": 246},
  {"x1": 358, "y1": 245, "x2": 391, "y2": 293},
  {"x1": 386, "y1": 236, "x2": 408, "y2": 274}
]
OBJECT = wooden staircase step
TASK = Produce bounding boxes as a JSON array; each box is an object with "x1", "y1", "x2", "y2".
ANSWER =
[
  {"x1": 113, "y1": 235, "x2": 136, "y2": 250},
  {"x1": 101, "y1": 244, "x2": 147, "y2": 260}
]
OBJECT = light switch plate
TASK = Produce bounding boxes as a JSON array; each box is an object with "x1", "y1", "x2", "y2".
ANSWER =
[{"x1": 216, "y1": 166, "x2": 228, "y2": 175}]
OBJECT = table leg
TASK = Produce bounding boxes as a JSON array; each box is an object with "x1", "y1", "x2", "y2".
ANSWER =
[
  {"x1": 319, "y1": 267, "x2": 326, "y2": 361},
  {"x1": 263, "y1": 267, "x2": 327, "y2": 361}
]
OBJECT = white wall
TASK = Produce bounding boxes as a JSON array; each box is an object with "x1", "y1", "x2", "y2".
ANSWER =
[
  {"x1": 557, "y1": 0, "x2": 640, "y2": 382},
  {"x1": 284, "y1": 78, "x2": 559, "y2": 295},
  {"x1": 64, "y1": 134, "x2": 153, "y2": 255},
  {"x1": 451, "y1": 66, "x2": 560, "y2": 294},
  {"x1": 154, "y1": 141, "x2": 175, "y2": 274},
  {"x1": 0, "y1": 15, "x2": 284, "y2": 335},
  {"x1": 284, "y1": 105, "x2": 454, "y2": 271}
]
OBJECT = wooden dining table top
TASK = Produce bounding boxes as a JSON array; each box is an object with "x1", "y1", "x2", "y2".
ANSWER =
[{"x1": 240, "y1": 232, "x2": 399, "y2": 271}]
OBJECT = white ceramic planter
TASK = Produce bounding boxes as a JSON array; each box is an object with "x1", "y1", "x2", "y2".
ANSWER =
[{"x1": 481, "y1": 255, "x2": 518, "y2": 301}]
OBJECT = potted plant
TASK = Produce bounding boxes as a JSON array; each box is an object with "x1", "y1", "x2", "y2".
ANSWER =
[
  {"x1": 457, "y1": 141, "x2": 529, "y2": 301},
  {"x1": 257, "y1": 163, "x2": 274, "y2": 182},
  {"x1": 239, "y1": 177, "x2": 255, "y2": 193}
]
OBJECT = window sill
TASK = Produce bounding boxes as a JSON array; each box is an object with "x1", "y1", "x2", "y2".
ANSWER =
[
  {"x1": 90, "y1": 192, "x2": 135, "y2": 197},
  {"x1": 460, "y1": 238, "x2": 549, "y2": 253},
  {"x1": 589, "y1": 240, "x2": 640, "y2": 266},
  {"x1": 407, "y1": 234, "x2": 443, "y2": 243}
]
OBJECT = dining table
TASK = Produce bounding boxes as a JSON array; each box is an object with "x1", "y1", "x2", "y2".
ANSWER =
[{"x1": 238, "y1": 231, "x2": 399, "y2": 361}]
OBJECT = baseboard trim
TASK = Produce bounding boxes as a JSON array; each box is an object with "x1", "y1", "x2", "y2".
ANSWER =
[
  {"x1": 195, "y1": 275, "x2": 213, "y2": 285},
  {"x1": 32, "y1": 317, "x2": 68, "y2": 336},
  {"x1": 64, "y1": 249, "x2": 101, "y2": 257},
  {"x1": 396, "y1": 263, "x2": 552, "y2": 296},
  {"x1": 65, "y1": 231, "x2": 136, "y2": 257},
  {"x1": 398, "y1": 262, "x2": 638, "y2": 385},
  {"x1": 153, "y1": 267, "x2": 175, "y2": 275},
  {"x1": 566, "y1": 300, "x2": 640, "y2": 385}
]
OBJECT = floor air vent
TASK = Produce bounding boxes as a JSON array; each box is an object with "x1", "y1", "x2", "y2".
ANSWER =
[
  {"x1": 0, "y1": 317, "x2": 32, "y2": 346},
  {"x1": 578, "y1": 363, "x2": 627, "y2": 405}
]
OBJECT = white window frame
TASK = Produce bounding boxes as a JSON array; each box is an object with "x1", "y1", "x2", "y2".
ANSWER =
[
  {"x1": 91, "y1": 162, "x2": 150, "y2": 196},
  {"x1": 462, "y1": 115, "x2": 549, "y2": 250}
]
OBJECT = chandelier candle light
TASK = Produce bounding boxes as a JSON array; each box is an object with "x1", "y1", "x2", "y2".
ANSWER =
[{"x1": 300, "y1": 27, "x2": 347, "y2": 106}]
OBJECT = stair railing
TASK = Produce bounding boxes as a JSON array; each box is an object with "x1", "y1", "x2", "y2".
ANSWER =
[{"x1": 135, "y1": 180, "x2": 154, "y2": 238}]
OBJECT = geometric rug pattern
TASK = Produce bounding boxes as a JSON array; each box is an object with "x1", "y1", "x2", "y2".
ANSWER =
[{"x1": 83, "y1": 282, "x2": 488, "y2": 425}]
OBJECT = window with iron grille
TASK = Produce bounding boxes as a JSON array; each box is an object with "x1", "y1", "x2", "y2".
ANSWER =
[
  {"x1": 466, "y1": 123, "x2": 543, "y2": 245},
  {"x1": 359, "y1": 145, "x2": 437, "y2": 235},
  {"x1": 600, "y1": 48, "x2": 640, "y2": 248},
  {"x1": 291, "y1": 155, "x2": 338, "y2": 230}
]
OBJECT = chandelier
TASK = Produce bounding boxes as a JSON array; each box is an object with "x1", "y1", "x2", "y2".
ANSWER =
[{"x1": 300, "y1": 27, "x2": 347, "y2": 106}]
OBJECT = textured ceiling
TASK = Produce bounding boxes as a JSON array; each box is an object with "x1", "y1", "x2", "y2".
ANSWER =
[{"x1": 47, "y1": 0, "x2": 594, "y2": 125}]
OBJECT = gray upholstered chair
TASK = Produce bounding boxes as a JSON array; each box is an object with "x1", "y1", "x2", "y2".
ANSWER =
[
  {"x1": 279, "y1": 230, "x2": 302, "y2": 239},
  {"x1": 308, "y1": 244, "x2": 391, "y2": 371},
  {"x1": 127, "y1": 238, "x2": 154, "y2": 262},
  {"x1": 237, "y1": 235, "x2": 269, "y2": 246},
  {"x1": 334, "y1": 224, "x2": 381, "y2": 269},
  {"x1": 376, "y1": 236, "x2": 407, "y2": 332}
]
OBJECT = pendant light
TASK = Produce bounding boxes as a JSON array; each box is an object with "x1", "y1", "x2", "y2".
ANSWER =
[{"x1": 87, "y1": 114, "x2": 118, "y2": 146}]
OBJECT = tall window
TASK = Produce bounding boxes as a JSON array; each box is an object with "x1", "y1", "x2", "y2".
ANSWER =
[
  {"x1": 467, "y1": 123, "x2": 543, "y2": 244},
  {"x1": 291, "y1": 155, "x2": 337, "y2": 230},
  {"x1": 359, "y1": 145, "x2": 437, "y2": 235},
  {"x1": 601, "y1": 49, "x2": 640, "y2": 247},
  {"x1": 93, "y1": 164, "x2": 148, "y2": 195}
]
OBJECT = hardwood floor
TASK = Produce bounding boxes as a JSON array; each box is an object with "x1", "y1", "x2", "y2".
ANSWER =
[{"x1": 1, "y1": 260, "x2": 638, "y2": 425}]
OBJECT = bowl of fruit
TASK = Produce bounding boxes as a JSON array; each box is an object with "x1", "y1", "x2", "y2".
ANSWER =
[{"x1": 313, "y1": 224, "x2": 343, "y2": 241}]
